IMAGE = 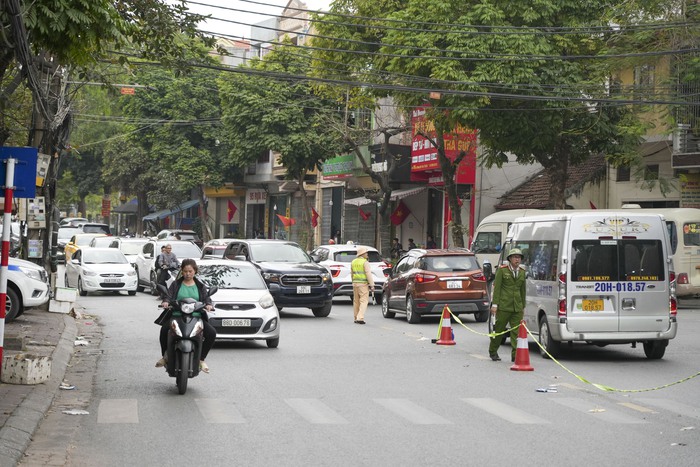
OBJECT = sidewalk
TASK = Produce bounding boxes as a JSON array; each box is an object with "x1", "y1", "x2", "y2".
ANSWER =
[{"x1": 0, "y1": 308, "x2": 77, "y2": 466}]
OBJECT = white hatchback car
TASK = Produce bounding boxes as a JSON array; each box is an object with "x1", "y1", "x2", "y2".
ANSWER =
[
  {"x1": 197, "y1": 259, "x2": 280, "y2": 348},
  {"x1": 309, "y1": 243, "x2": 390, "y2": 302},
  {"x1": 65, "y1": 248, "x2": 138, "y2": 296},
  {"x1": 5, "y1": 257, "x2": 51, "y2": 322}
]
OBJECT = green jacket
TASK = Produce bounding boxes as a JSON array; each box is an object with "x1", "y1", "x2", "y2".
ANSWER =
[{"x1": 491, "y1": 264, "x2": 526, "y2": 312}]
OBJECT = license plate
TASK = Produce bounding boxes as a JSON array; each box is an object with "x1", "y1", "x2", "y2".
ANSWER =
[
  {"x1": 297, "y1": 286, "x2": 311, "y2": 294},
  {"x1": 582, "y1": 299, "x2": 604, "y2": 311},
  {"x1": 222, "y1": 319, "x2": 251, "y2": 327},
  {"x1": 447, "y1": 280, "x2": 462, "y2": 289},
  {"x1": 103, "y1": 278, "x2": 121, "y2": 283}
]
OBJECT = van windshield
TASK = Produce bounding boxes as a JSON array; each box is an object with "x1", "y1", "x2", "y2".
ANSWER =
[
  {"x1": 571, "y1": 239, "x2": 665, "y2": 282},
  {"x1": 472, "y1": 232, "x2": 501, "y2": 254}
]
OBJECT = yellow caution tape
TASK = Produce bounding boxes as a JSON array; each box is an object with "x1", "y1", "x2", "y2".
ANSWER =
[{"x1": 447, "y1": 309, "x2": 700, "y2": 393}]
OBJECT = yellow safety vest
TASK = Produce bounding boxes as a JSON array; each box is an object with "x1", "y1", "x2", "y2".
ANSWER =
[{"x1": 351, "y1": 257, "x2": 368, "y2": 283}]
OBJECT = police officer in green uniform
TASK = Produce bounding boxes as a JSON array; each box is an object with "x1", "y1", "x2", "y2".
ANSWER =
[
  {"x1": 351, "y1": 246, "x2": 375, "y2": 324},
  {"x1": 488, "y1": 248, "x2": 526, "y2": 362}
]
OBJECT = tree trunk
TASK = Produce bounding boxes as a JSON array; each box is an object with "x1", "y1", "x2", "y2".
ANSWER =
[
  {"x1": 197, "y1": 184, "x2": 212, "y2": 242},
  {"x1": 435, "y1": 128, "x2": 465, "y2": 248},
  {"x1": 548, "y1": 149, "x2": 569, "y2": 209},
  {"x1": 137, "y1": 190, "x2": 148, "y2": 236}
]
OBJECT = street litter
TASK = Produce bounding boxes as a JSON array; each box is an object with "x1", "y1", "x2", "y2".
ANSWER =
[
  {"x1": 536, "y1": 387, "x2": 558, "y2": 393},
  {"x1": 74, "y1": 340, "x2": 88, "y2": 346},
  {"x1": 62, "y1": 409, "x2": 89, "y2": 415},
  {"x1": 671, "y1": 443, "x2": 687, "y2": 447},
  {"x1": 59, "y1": 383, "x2": 75, "y2": 390},
  {"x1": 588, "y1": 408, "x2": 606, "y2": 413},
  {"x1": 680, "y1": 426, "x2": 695, "y2": 431}
]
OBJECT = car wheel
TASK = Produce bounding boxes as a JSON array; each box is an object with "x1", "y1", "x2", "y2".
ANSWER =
[
  {"x1": 4, "y1": 287, "x2": 21, "y2": 322},
  {"x1": 150, "y1": 270, "x2": 159, "y2": 296},
  {"x1": 128, "y1": 290, "x2": 136, "y2": 296},
  {"x1": 406, "y1": 296, "x2": 420, "y2": 324},
  {"x1": 538, "y1": 317, "x2": 560, "y2": 359},
  {"x1": 312, "y1": 302, "x2": 332, "y2": 317},
  {"x1": 474, "y1": 309, "x2": 489, "y2": 323},
  {"x1": 266, "y1": 337, "x2": 280, "y2": 348},
  {"x1": 78, "y1": 277, "x2": 88, "y2": 297},
  {"x1": 382, "y1": 293, "x2": 395, "y2": 319},
  {"x1": 643, "y1": 340, "x2": 667, "y2": 359}
]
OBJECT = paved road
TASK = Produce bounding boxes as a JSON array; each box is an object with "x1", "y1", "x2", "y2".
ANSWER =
[{"x1": 21, "y1": 293, "x2": 700, "y2": 466}]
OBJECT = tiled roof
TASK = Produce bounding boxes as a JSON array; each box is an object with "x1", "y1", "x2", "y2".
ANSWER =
[{"x1": 495, "y1": 153, "x2": 606, "y2": 210}]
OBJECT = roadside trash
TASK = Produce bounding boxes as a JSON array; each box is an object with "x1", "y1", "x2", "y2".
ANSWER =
[
  {"x1": 680, "y1": 426, "x2": 695, "y2": 431},
  {"x1": 671, "y1": 443, "x2": 687, "y2": 447},
  {"x1": 59, "y1": 383, "x2": 75, "y2": 390},
  {"x1": 536, "y1": 387, "x2": 558, "y2": 393},
  {"x1": 62, "y1": 409, "x2": 89, "y2": 415},
  {"x1": 74, "y1": 340, "x2": 88, "y2": 346},
  {"x1": 588, "y1": 408, "x2": 606, "y2": 413}
]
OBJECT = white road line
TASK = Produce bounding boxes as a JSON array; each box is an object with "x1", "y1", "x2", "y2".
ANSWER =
[
  {"x1": 374, "y1": 399, "x2": 452, "y2": 425},
  {"x1": 195, "y1": 399, "x2": 246, "y2": 424},
  {"x1": 285, "y1": 399, "x2": 349, "y2": 424},
  {"x1": 97, "y1": 399, "x2": 138, "y2": 424},
  {"x1": 462, "y1": 398, "x2": 550, "y2": 424},
  {"x1": 551, "y1": 397, "x2": 648, "y2": 424},
  {"x1": 635, "y1": 398, "x2": 700, "y2": 419}
]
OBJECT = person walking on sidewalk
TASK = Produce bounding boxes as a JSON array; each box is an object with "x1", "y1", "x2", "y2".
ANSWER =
[
  {"x1": 488, "y1": 248, "x2": 526, "y2": 362},
  {"x1": 351, "y1": 246, "x2": 375, "y2": 324}
]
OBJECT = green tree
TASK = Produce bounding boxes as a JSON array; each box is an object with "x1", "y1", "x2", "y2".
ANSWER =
[{"x1": 313, "y1": 0, "x2": 651, "y2": 246}]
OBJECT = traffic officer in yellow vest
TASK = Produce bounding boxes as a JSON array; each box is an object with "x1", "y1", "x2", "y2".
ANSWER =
[
  {"x1": 351, "y1": 246, "x2": 375, "y2": 324},
  {"x1": 488, "y1": 248, "x2": 526, "y2": 362}
]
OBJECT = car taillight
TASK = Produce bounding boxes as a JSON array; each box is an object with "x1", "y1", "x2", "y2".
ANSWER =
[
  {"x1": 677, "y1": 273, "x2": 688, "y2": 284},
  {"x1": 558, "y1": 272, "x2": 567, "y2": 317},
  {"x1": 329, "y1": 265, "x2": 343, "y2": 278},
  {"x1": 415, "y1": 273, "x2": 437, "y2": 283},
  {"x1": 669, "y1": 270, "x2": 677, "y2": 317},
  {"x1": 472, "y1": 272, "x2": 485, "y2": 281},
  {"x1": 670, "y1": 297, "x2": 677, "y2": 317}
]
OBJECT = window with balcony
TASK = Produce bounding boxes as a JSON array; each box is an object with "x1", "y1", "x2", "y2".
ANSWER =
[{"x1": 617, "y1": 165, "x2": 631, "y2": 182}]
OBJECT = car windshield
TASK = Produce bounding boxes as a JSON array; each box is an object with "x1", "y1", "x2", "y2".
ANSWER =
[
  {"x1": 178, "y1": 233, "x2": 199, "y2": 241},
  {"x1": 91, "y1": 237, "x2": 113, "y2": 247},
  {"x1": 83, "y1": 249, "x2": 128, "y2": 264},
  {"x1": 120, "y1": 241, "x2": 146, "y2": 255},
  {"x1": 168, "y1": 242, "x2": 202, "y2": 258},
  {"x1": 58, "y1": 228, "x2": 80, "y2": 240},
  {"x1": 83, "y1": 225, "x2": 110, "y2": 234},
  {"x1": 198, "y1": 264, "x2": 266, "y2": 289},
  {"x1": 76, "y1": 236, "x2": 98, "y2": 246},
  {"x1": 333, "y1": 250, "x2": 383, "y2": 263},
  {"x1": 424, "y1": 255, "x2": 479, "y2": 272},
  {"x1": 251, "y1": 243, "x2": 310, "y2": 262}
]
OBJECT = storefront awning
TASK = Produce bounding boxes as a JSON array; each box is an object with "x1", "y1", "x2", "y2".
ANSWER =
[
  {"x1": 143, "y1": 199, "x2": 198, "y2": 221},
  {"x1": 389, "y1": 186, "x2": 426, "y2": 201},
  {"x1": 344, "y1": 196, "x2": 375, "y2": 206}
]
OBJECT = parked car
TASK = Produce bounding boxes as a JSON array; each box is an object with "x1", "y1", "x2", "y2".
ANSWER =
[
  {"x1": 64, "y1": 233, "x2": 106, "y2": 260},
  {"x1": 89, "y1": 236, "x2": 116, "y2": 248},
  {"x1": 56, "y1": 227, "x2": 81, "y2": 263},
  {"x1": 110, "y1": 237, "x2": 148, "y2": 268},
  {"x1": 77, "y1": 222, "x2": 111, "y2": 235},
  {"x1": 4, "y1": 257, "x2": 51, "y2": 322},
  {"x1": 382, "y1": 248, "x2": 490, "y2": 324},
  {"x1": 201, "y1": 238, "x2": 235, "y2": 259},
  {"x1": 64, "y1": 248, "x2": 138, "y2": 296},
  {"x1": 310, "y1": 243, "x2": 390, "y2": 302},
  {"x1": 156, "y1": 229, "x2": 203, "y2": 247},
  {"x1": 222, "y1": 240, "x2": 333, "y2": 317},
  {"x1": 197, "y1": 259, "x2": 280, "y2": 348},
  {"x1": 60, "y1": 217, "x2": 88, "y2": 227},
  {"x1": 133, "y1": 239, "x2": 202, "y2": 294}
]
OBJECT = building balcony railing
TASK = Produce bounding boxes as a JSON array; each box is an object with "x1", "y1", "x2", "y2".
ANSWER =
[{"x1": 672, "y1": 124, "x2": 700, "y2": 168}]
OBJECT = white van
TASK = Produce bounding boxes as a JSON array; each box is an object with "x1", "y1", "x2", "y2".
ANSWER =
[{"x1": 494, "y1": 211, "x2": 677, "y2": 359}]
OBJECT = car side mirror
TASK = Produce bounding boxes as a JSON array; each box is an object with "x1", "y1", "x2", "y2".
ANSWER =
[
  {"x1": 310, "y1": 254, "x2": 320, "y2": 262},
  {"x1": 482, "y1": 261, "x2": 493, "y2": 282},
  {"x1": 383, "y1": 267, "x2": 393, "y2": 277},
  {"x1": 71, "y1": 258, "x2": 81, "y2": 265},
  {"x1": 146, "y1": 252, "x2": 153, "y2": 258}
]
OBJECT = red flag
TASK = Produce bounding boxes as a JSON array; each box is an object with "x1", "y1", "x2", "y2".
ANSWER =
[
  {"x1": 311, "y1": 207, "x2": 319, "y2": 227},
  {"x1": 227, "y1": 200, "x2": 237, "y2": 222},
  {"x1": 589, "y1": 201, "x2": 597, "y2": 209},
  {"x1": 276, "y1": 214, "x2": 296, "y2": 227},
  {"x1": 445, "y1": 207, "x2": 452, "y2": 226},
  {"x1": 358, "y1": 206, "x2": 371, "y2": 221},
  {"x1": 390, "y1": 200, "x2": 411, "y2": 225}
]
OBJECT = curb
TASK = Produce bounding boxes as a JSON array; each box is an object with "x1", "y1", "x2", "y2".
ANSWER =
[{"x1": 0, "y1": 314, "x2": 77, "y2": 467}]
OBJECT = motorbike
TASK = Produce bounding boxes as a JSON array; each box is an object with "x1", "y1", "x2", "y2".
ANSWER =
[{"x1": 156, "y1": 284, "x2": 217, "y2": 395}]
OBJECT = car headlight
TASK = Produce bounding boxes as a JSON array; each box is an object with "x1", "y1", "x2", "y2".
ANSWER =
[
  {"x1": 126, "y1": 269, "x2": 136, "y2": 276},
  {"x1": 19, "y1": 266, "x2": 43, "y2": 282},
  {"x1": 82, "y1": 269, "x2": 98, "y2": 277},
  {"x1": 259, "y1": 293, "x2": 275, "y2": 309},
  {"x1": 321, "y1": 272, "x2": 331, "y2": 283},
  {"x1": 263, "y1": 272, "x2": 282, "y2": 283}
]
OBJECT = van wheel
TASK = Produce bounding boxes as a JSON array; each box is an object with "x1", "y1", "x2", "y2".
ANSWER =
[
  {"x1": 643, "y1": 340, "x2": 667, "y2": 359},
  {"x1": 406, "y1": 296, "x2": 420, "y2": 324},
  {"x1": 538, "y1": 318, "x2": 560, "y2": 359},
  {"x1": 382, "y1": 293, "x2": 395, "y2": 319}
]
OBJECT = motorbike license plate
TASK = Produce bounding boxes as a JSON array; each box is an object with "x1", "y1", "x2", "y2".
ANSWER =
[
  {"x1": 103, "y1": 278, "x2": 121, "y2": 283},
  {"x1": 297, "y1": 286, "x2": 311, "y2": 294},
  {"x1": 222, "y1": 319, "x2": 251, "y2": 327},
  {"x1": 447, "y1": 280, "x2": 462, "y2": 289},
  {"x1": 582, "y1": 299, "x2": 604, "y2": 311}
]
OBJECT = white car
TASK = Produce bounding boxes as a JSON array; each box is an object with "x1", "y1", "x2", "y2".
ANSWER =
[
  {"x1": 65, "y1": 248, "x2": 138, "y2": 296},
  {"x1": 5, "y1": 257, "x2": 51, "y2": 322},
  {"x1": 111, "y1": 237, "x2": 148, "y2": 268},
  {"x1": 197, "y1": 259, "x2": 280, "y2": 348},
  {"x1": 309, "y1": 244, "x2": 390, "y2": 302},
  {"x1": 133, "y1": 239, "x2": 202, "y2": 294}
]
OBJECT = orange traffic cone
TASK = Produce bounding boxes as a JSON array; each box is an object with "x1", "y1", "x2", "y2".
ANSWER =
[
  {"x1": 436, "y1": 305, "x2": 456, "y2": 345},
  {"x1": 510, "y1": 320, "x2": 534, "y2": 371}
]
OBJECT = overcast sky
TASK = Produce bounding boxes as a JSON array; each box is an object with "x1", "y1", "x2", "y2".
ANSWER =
[{"x1": 180, "y1": 0, "x2": 332, "y2": 39}]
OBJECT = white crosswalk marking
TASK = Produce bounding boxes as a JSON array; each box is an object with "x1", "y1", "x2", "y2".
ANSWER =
[
  {"x1": 195, "y1": 399, "x2": 246, "y2": 424},
  {"x1": 551, "y1": 398, "x2": 648, "y2": 424},
  {"x1": 462, "y1": 398, "x2": 550, "y2": 424},
  {"x1": 97, "y1": 399, "x2": 138, "y2": 424},
  {"x1": 374, "y1": 399, "x2": 452, "y2": 425},
  {"x1": 635, "y1": 398, "x2": 700, "y2": 419},
  {"x1": 285, "y1": 399, "x2": 349, "y2": 424}
]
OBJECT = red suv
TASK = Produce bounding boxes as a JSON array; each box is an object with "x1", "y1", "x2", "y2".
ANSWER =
[{"x1": 381, "y1": 249, "x2": 489, "y2": 324}]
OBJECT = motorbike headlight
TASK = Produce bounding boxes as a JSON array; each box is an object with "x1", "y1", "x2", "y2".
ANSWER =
[
  {"x1": 190, "y1": 320, "x2": 204, "y2": 338},
  {"x1": 170, "y1": 320, "x2": 183, "y2": 337},
  {"x1": 263, "y1": 272, "x2": 282, "y2": 283},
  {"x1": 259, "y1": 293, "x2": 275, "y2": 309},
  {"x1": 19, "y1": 267, "x2": 43, "y2": 282},
  {"x1": 181, "y1": 302, "x2": 195, "y2": 314}
]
